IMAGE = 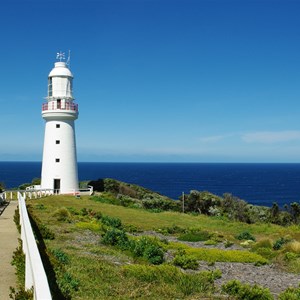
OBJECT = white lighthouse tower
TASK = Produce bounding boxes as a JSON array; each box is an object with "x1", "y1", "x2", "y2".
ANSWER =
[{"x1": 41, "y1": 52, "x2": 79, "y2": 194}]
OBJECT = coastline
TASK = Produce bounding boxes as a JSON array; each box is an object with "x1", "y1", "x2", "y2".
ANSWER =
[{"x1": 1, "y1": 162, "x2": 300, "y2": 207}]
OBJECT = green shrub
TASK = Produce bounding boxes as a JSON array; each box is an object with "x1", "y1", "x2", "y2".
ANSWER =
[
  {"x1": 11, "y1": 239, "x2": 25, "y2": 286},
  {"x1": 103, "y1": 178, "x2": 120, "y2": 194},
  {"x1": 101, "y1": 228, "x2": 129, "y2": 249},
  {"x1": 222, "y1": 280, "x2": 273, "y2": 300},
  {"x1": 157, "y1": 224, "x2": 186, "y2": 235},
  {"x1": 236, "y1": 231, "x2": 256, "y2": 241},
  {"x1": 80, "y1": 207, "x2": 88, "y2": 216},
  {"x1": 39, "y1": 223, "x2": 55, "y2": 240},
  {"x1": 51, "y1": 248, "x2": 69, "y2": 264},
  {"x1": 118, "y1": 195, "x2": 138, "y2": 207},
  {"x1": 131, "y1": 236, "x2": 152, "y2": 257},
  {"x1": 102, "y1": 230, "x2": 165, "y2": 264},
  {"x1": 131, "y1": 236, "x2": 165, "y2": 264},
  {"x1": 66, "y1": 207, "x2": 79, "y2": 215},
  {"x1": 124, "y1": 224, "x2": 140, "y2": 233},
  {"x1": 173, "y1": 250, "x2": 198, "y2": 270},
  {"x1": 224, "y1": 240, "x2": 234, "y2": 248},
  {"x1": 18, "y1": 183, "x2": 31, "y2": 190},
  {"x1": 57, "y1": 271, "x2": 79, "y2": 297},
  {"x1": 13, "y1": 209, "x2": 21, "y2": 234},
  {"x1": 252, "y1": 239, "x2": 273, "y2": 250},
  {"x1": 284, "y1": 252, "x2": 298, "y2": 261},
  {"x1": 273, "y1": 237, "x2": 289, "y2": 250},
  {"x1": 143, "y1": 244, "x2": 164, "y2": 265},
  {"x1": 254, "y1": 247, "x2": 277, "y2": 260},
  {"x1": 101, "y1": 215, "x2": 123, "y2": 229},
  {"x1": 9, "y1": 287, "x2": 33, "y2": 300},
  {"x1": 35, "y1": 203, "x2": 45, "y2": 210},
  {"x1": 279, "y1": 286, "x2": 300, "y2": 299},
  {"x1": 142, "y1": 198, "x2": 179, "y2": 211},
  {"x1": 53, "y1": 207, "x2": 71, "y2": 222},
  {"x1": 10, "y1": 240, "x2": 34, "y2": 300},
  {"x1": 94, "y1": 211, "x2": 102, "y2": 220},
  {"x1": 48, "y1": 246, "x2": 79, "y2": 299}
]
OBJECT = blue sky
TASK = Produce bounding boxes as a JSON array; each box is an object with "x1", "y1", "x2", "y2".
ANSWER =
[{"x1": 1, "y1": 0, "x2": 300, "y2": 162}]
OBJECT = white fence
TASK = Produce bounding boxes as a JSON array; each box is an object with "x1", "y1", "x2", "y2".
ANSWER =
[
  {"x1": 3, "y1": 185, "x2": 93, "y2": 200},
  {"x1": 3, "y1": 190, "x2": 52, "y2": 201},
  {"x1": 18, "y1": 192, "x2": 52, "y2": 299},
  {"x1": 25, "y1": 185, "x2": 94, "y2": 196}
]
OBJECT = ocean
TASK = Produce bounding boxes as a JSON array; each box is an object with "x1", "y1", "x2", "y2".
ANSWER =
[{"x1": 1, "y1": 162, "x2": 300, "y2": 207}]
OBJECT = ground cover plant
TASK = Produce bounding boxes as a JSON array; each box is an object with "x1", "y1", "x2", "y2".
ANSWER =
[
  {"x1": 221, "y1": 280, "x2": 273, "y2": 300},
  {"x1": 27, "y1": 196, "x2": 223, "y2": 299},
  {"x1": 9, "y1": 209, "x2": 33, "y2": 299},
  {"x1": 25, "y1": 189, "x2": 300, "y2": 299},
  {"x1": 167, "y1": 241, "x2": 268, "y2": 264}
]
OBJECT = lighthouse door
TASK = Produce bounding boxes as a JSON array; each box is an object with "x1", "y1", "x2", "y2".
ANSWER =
[
  {"x1": 54, "y1": 179, "x2": 61, "y2": 194},
  {"x1": 57, "y1": 99, "x2": 61, "y2": 109}
]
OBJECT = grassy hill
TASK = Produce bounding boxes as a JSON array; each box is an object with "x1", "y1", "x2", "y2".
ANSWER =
[{"x1": 17, "y1": 181, "x2": 300, "y2": 299}]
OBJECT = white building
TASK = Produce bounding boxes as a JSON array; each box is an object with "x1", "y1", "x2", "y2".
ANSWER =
[{"x1": 40, "y1": 54, "x2": 79, "y2": 194}]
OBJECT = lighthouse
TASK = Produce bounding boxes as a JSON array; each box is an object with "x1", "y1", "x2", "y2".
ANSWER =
[{"x1": 40, "y1": 52, "x2": 79, "y2": 194}]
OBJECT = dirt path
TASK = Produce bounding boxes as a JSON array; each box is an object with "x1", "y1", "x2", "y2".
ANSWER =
[{"x1": 0, "y1": 201, "x2": 19, "y2": 299}]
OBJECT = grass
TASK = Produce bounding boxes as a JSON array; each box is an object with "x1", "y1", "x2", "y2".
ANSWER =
[
  {"x1": 122, "y1": 264, "x2": 220, "y2": 296},
  {"x1": 29, "y1": 195, "x2": 298, "y2": 240},
  {"x1": 26, "y1": 195, "x2": 300, "y2": 299}
]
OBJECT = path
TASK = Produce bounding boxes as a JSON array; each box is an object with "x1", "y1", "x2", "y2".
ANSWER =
[{"x1": 0, "y1": 201, "x2": 19, "y2": 299}]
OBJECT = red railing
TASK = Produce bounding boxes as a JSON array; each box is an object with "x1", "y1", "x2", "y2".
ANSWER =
[{"x1": 42, "y1": 102, "x2": 78, "y2": 112}]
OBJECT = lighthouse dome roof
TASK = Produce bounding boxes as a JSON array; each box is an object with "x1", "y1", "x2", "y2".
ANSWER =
[{"x1": 49, "y1": 62, "x2": 73, "y2": 77}]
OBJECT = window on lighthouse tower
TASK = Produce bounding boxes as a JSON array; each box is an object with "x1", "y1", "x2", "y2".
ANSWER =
[
  {"x1": 67, "y1": 78, "x2": 73, "y2": 95},
  {"x1": 48, "y1": 78, "x2": 53, "y2": 97}
]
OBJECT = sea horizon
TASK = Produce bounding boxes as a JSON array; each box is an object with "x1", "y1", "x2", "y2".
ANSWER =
[
  {"x1": 1, "y1": 161, "x2": 300, "y2": 208},
  {"x1": 1, "y1": 160, "x2": 300, "y2": 163}
]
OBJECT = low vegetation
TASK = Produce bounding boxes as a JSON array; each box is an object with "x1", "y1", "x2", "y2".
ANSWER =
[
  {"x1": 10, "y1": 178, "x2": 299, "y2": 299},
  {"x1": 89, "y1": 178, "x2": 300, "y2": 227},
  {"x1": 221, "y1": 280, "x2": 273, "y2": 300},
  {"x1": 10, "y1": 209, "x2": 33, "y2": 299}
]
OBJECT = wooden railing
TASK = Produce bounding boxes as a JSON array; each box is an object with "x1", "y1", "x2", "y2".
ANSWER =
[{"x1": 18, "y1": 192, "x2": 52, "y2": 299}]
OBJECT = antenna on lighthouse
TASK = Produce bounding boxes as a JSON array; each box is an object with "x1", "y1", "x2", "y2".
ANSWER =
[
  {"x1": 56, "y1": 51, "x2": 65, "y2": 61},
  {"x1": 66, "y1": 50, "x2": 71, "y2": 67}
]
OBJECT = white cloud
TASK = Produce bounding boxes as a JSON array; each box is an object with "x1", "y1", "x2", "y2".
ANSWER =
[
  {"x1": 198, "y1": 134, "x2": 234, "y2": 143},
  {"x1": 242, "y1": 131, "x2": 300, "y2": 144}
]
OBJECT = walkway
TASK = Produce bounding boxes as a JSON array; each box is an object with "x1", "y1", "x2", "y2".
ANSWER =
[{"x1": 0, "y1": 201, "x2": 19, "y2": 299}]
